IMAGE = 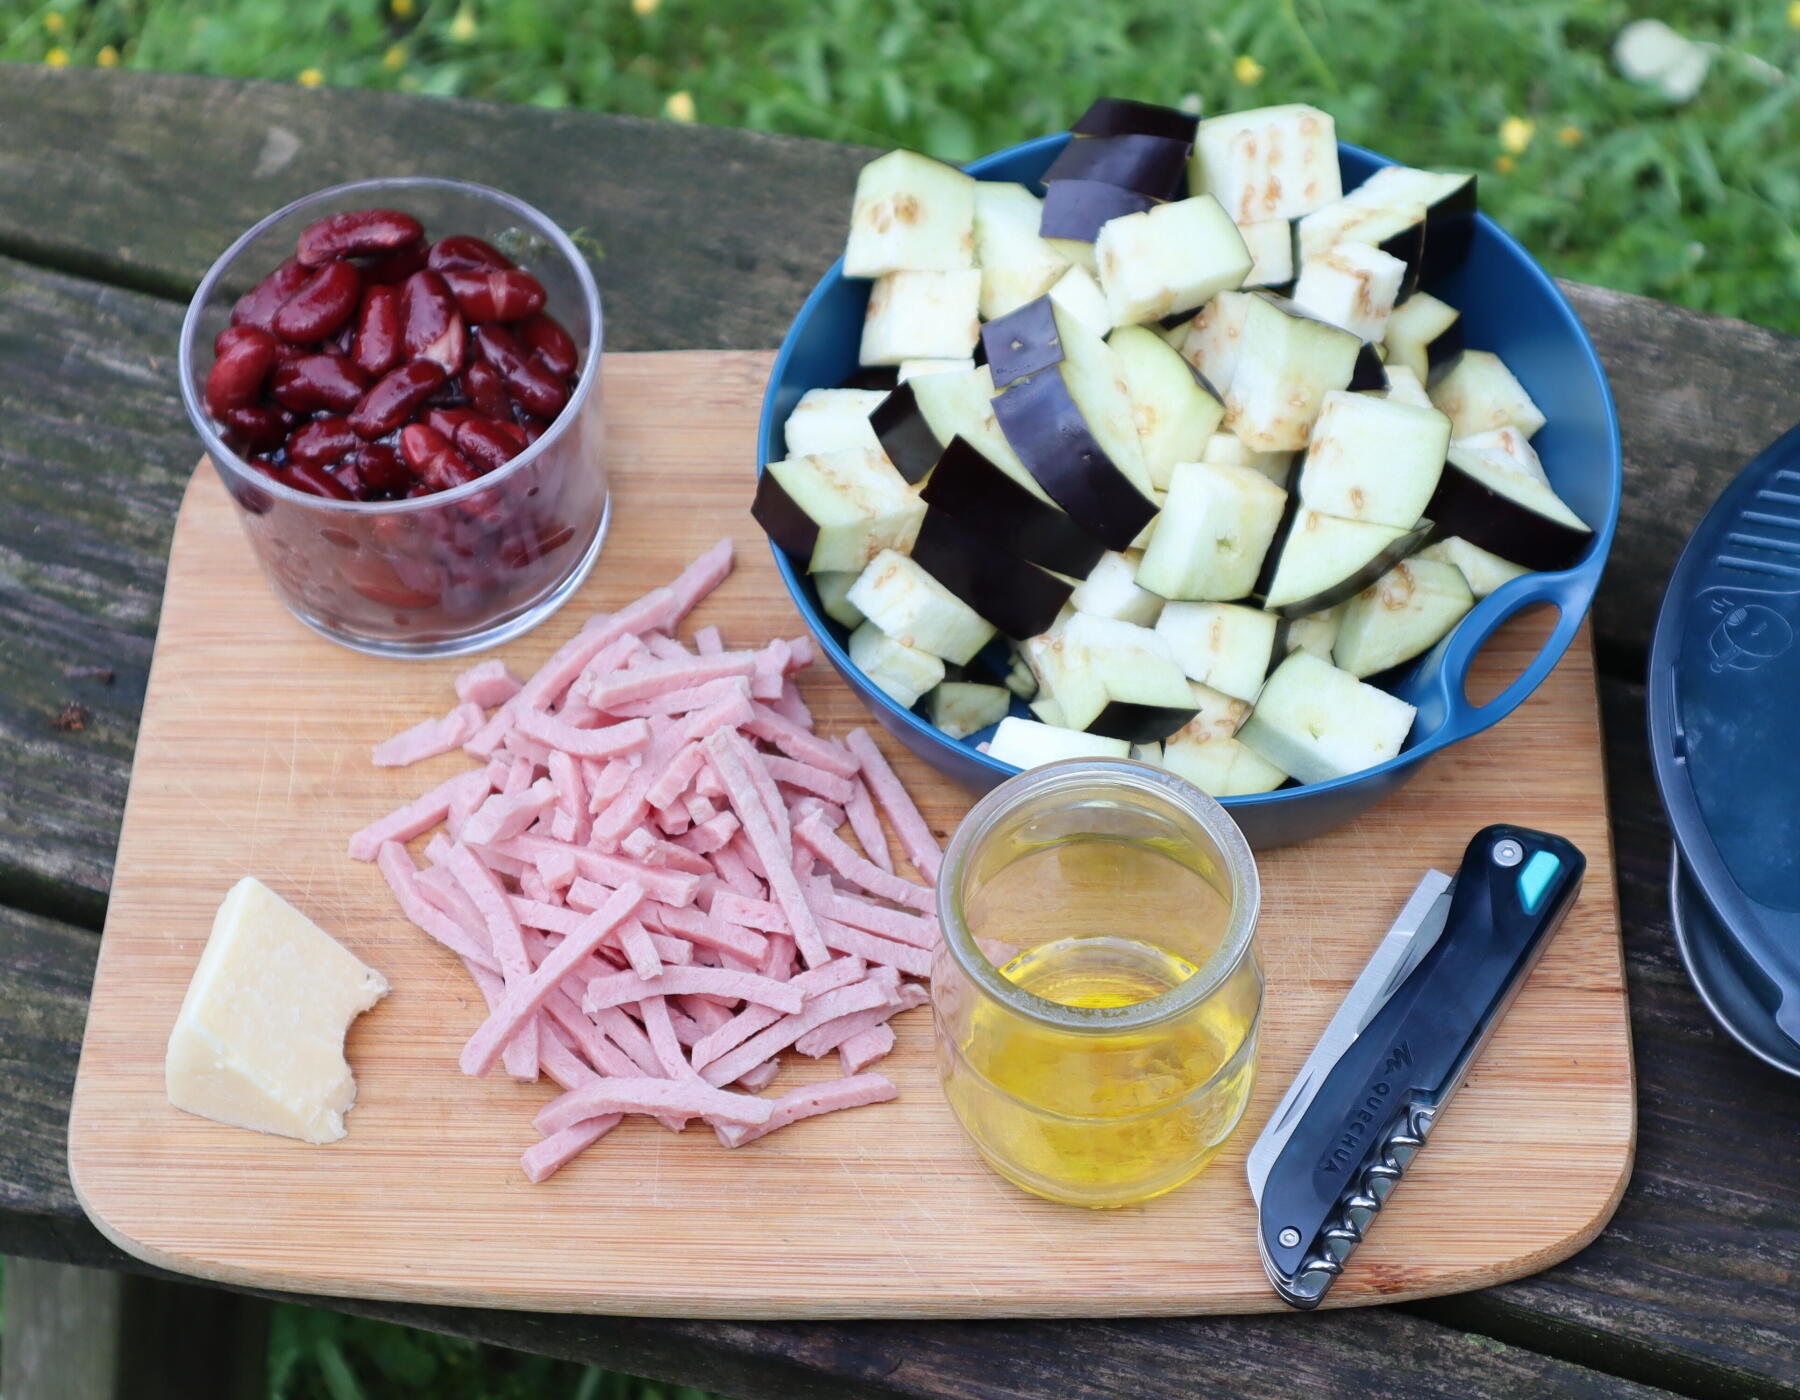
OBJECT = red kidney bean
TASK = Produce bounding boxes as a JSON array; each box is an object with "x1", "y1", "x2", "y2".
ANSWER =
[
  {"x1": 442, "y1": 268, "x2": 546, "y2": 323},
  {"x1": 494, "y1": 420, "x2": 530, "y2": 450},
  {"x1": 272, "y1": 261, "x2": 362, "y2": 343},
  {"x1": 296, "y1": 208, "x2": 425, "y2": 267},
  {"x1": 204, "y1": 326, "x2": 279, "y2": 416},
  {"x1": 422, "y1": 406, "x2": 480, "y2": 438},
  {"x1": 400, "y1": 423, "x2": 479, "y2": 491},
  {"x1": 520, "y1": 313, "x2": 578, "y2": 378},
  {"x1": 350, "y1": 358, "x2": 447, "y2": 438},
  {"x1": 427, "y1": 234, "x2": 513, "y2": 273},
  {"x1": 351, "y1": 284, "x2": 403, "y2": 378},
  {"x1": 231, "y1": 256, "x2": 310, "y2": 333},
  {"x1": 283, "y1": 459, "x2": 357, "y2": 500},
  {"x1": 463, "y1": 359, "x2": 513, "y2": 420},
  {"x1": 343, "y1": 555, "x2": 442, "y2": 608},
  {"x1": 475, "y1": 324, "x2": 569, "y2": 419},
  {"x1": 354, "y1": 442, "x2": 410, "y2": 495},
  {"x1": 399, "y1": 270, "x2": 467, "y2": 373},
  {"x1": 365, "y1": 236, "x2": 428, "y2": 285},
  {"x1": 219, "y1": 403, "x2": 291, "y2": 452},
  {"x1": 423, "y1": 376, "x2": 467, "y2": 406},
  {"x1": 271, "y1": 353, "x2": 371, "y2": 413},
  {"x1": 515, "y1": 412, "x2": 549, "y2": 443},
  {"x1": 500, "y1": 519, "x2": 577, "y2": 569},
  {"x1": 287, "y1": 415, "x2": 360, "y2": 470},
  {"x1": 455, "y1": 417, "x2": 522, "y2": 474}
]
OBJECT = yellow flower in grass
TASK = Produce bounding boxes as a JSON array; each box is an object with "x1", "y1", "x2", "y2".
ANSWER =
[
  {"x1": 449, "y1": 4, "x2": 477, "y2": 41},
  {"x1": 392, "y1": 0, "x2": 415, "y2": 16},
  {"x1": 298, "y1": 66, "x2": 324, "y2": 88},
  {"x1": 383, "y1": 44, "x2": 406, "y2": 73},
  {"x1": 44, "y1": 11, "x2": 63, "y2": 34},
  {"x1": 1232, "y1": 54, "x2": 1264, "y2": 86},
  {"x1": 1557, "y1": 124, "x2": 1583, "y2": 147},
  {"x1": 664, "y1": 90, "x2": 696, "y2": 122},
  {"x1": 45, "y1": 46, "x2": 68, "y2": 67},
  {"x1": 632, "y1": 0, "x2": 661, "y2": 14},
  {"x1": 1494, "y1": 154, "x2": 1516, "y2": 175},
  {"x1": 1500, "y1": 116, "x2": 1535, "y2": 155},
  {"x1": 1789, "y1": 0, "x2": 1800, "y2": 29},
  {"x1": 97, "y1": 44, "x2": 119, "y2": 68}
]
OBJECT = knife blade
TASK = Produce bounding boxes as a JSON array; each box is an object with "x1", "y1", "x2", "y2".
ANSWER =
[{"x1": 1246, "y1": 824, "x2": 1585, "y2": 1309}]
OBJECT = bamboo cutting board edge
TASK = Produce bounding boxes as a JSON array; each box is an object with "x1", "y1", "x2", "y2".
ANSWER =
[{"x1": 68, "y1": 349, "x2": 1633, "y2": 1318}]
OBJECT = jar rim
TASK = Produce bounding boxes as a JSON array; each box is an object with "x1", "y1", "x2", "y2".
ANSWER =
[
  {"x1": 936, "y1": 758, "x2": 1262, "y2": 1033},
  {"x1": 176, "y1": 174, "x2": 604, "y2": 516}
]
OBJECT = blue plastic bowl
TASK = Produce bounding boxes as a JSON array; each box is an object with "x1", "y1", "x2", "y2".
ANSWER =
[{"x1": 757, "y1": 134, "x2": 1621, "y2": 847}]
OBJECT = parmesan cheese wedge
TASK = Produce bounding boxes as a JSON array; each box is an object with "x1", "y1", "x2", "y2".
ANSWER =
[{"x1": 166, "y1": 877, "x2": 388, "y2": 1144}]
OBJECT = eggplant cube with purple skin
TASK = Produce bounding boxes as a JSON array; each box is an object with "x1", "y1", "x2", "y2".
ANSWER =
[
  {"x1": 972, "y1": 182, "x2": 1072, "y2": 320},
  {"x1": 1260, "y1": 508, "x2": 1428, "y2": 617},
  {"x1": 1296, "y1": 390, "x2": 1450, "y2": 530},
  {"x1": 1382, "y1": 292, "x2": 1463, "y2": 385},
  {"x1": 1427, "y1": 427, "x2": 1590, "y2": 571},
  {"x1": 848, "y1": 619, "x2": 943, "y2": 709},
  {"x1": 843, "y1": 149, "x2": 977, "y2": 277},
  {"x1": 847, "y1": 549, "x2": 997, "y2": 665},
  {"x1": 1160, "y1": 682, "x2": 1289, "y2": 797},
  {"x1": 1416, "y1": 536, "x2": 1531, "y2": 598},
  {"x1": 1155, "y1": 602, "x2": 1278, "y2": 704},
  {"x1": 752, "y1": 448, "x2": 925, "y2": 575},
  {"x1": 1024, "y1": 612, "x2": 1197, "y2": 742},
  {"x1": 1430, "y1": 350, "x2": 1547, "y2": 439},
  {"x1": 1331, "y1": 557, "x2": 1474, "y2": 679},
  {"x1": 1191, "y1": 104, "x2": 1343, "y2": 224},
  {"x1": 1238, "y1": 650, "x2": 1417, "y2": 786},
  {"x1": 1291, "y1": 240, "x2": 1407, "y2": 344},
  {"x1": 1135, "y1": 459, "x2": 1289, "y2": 602},
  {"x1": 927, "y1": 681, "x2": 1012, "y2": 741},
  {"x1": 859, "y1": 270, "x2": 982, "y2": 366},
  {"x1": 783, "y1": 388, "x2": 888, "y2": 457},
  {"x1": 1225, "y1": 293, "x2": 1363, "y2": 452},
  {"x1": 1094, "y1": 196, "x2": 1253, "y2": 327},
  {"x1": 988, "y1": 715, "x2": 1130, "y2": 768}
]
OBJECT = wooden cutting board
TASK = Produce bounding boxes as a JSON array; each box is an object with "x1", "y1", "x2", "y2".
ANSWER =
[{"x1": 68, "y1": 350, "x2": 1632, "y2": 1318}]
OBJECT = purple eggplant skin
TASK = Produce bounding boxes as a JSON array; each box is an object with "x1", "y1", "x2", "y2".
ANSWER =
[
  {"x1": 1418, "y1": 176, "x2": 1478, "y2": 284},
  {"x1": 1380, "y1": 219, "x2": 1428, "y2": 302},
  {"x1": 1040, "y1": 180, "x2": 1156, "y2": 245},
  {"x1": 751, "y1": 469, "x2": 823, "y2": 567},
  {"x1": 840, "y1": 365, "x2": 899, "y2": 392},
  {"x1": 1258, "y1": 518, "x2": 1435, "y2": 619},
  {"x1": 910, "y1": 508, "x2": 1075, "y2": 640},
  {"x1": 991, "y1": 369, "x2": 1160, "y2": 552},
  {"x1": 1349, "y1": 342, "x2": 1389, "y2": 392},
  {"x1": 1423, "y1": 316, "x2": 1466, "y2": 385},
  {"x1": 1426, "y1": 467, "x2": 1590, "y2": 571},
  {"x1": 981, "y1": 296, "x2": 1065, "y2": 389},
  {"x1": 920, "y1": 436, "x2": 1110, "y2": 578},
  {"x1": 1044, "y1": 133, "x2": 1191, "y2": 200},
  {"x1": 868, "y1": 382, "x2": 945, "y2": 484},
  {"x1": 1086, "y1": 700, "x2": 1200, "y2": 745},
  {"x1": 1070, "y1": 97, "x2": 1198, "y2": 144}
]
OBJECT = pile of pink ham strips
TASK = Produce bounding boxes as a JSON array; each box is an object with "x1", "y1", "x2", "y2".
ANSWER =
[{"x1": 349, "y1": 539, "x2": 945, "y2": 1181}]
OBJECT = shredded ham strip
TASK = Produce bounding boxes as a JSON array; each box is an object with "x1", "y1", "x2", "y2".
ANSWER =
[{"x1": 351, "y1": 540, "x2": 932, "y2": 1180}]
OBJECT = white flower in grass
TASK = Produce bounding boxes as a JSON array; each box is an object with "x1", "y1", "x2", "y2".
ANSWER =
[{"x1": 1613, "y1": 19, "x2": 1711, "y2": 104}]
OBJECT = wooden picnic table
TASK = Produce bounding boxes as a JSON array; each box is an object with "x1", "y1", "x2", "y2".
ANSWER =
[{"x1": 0, "y1": 65, "x2": 1795, "y2": 1400}]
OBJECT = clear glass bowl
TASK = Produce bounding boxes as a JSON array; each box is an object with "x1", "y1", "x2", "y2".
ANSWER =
[
  {"x1": 178, "y1": 176, "x2": 608, "y2": 658},
  {"x1": 931, "y1": 759, "x2": 1263, "y2": 1208}
]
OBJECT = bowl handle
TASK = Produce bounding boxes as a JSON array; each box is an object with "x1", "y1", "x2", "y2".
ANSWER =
[{"x1": 1418, "y1": 568, "x2": 1597, "y2": 741}]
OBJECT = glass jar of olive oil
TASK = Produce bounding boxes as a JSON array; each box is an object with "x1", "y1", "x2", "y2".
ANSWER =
[{"x1": 932, "y1": 760, "x2": 1262, "y2": 1209}]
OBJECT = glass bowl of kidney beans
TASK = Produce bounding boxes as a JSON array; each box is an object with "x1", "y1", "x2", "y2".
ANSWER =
[{"x1": 178, "y1": 177, "x2": 607, "y2": 658}]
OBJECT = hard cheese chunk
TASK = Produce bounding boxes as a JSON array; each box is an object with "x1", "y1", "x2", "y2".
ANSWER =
[{"x1": 166, "y1": 877, "x2": 389, "y2": 1144}]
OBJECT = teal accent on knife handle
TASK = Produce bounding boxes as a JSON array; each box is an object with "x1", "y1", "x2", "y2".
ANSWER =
[{"x1": 1519, "y1": 850, "x2": 1562, "y2": 913}]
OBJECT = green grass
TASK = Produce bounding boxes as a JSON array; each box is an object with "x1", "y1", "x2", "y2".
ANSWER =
[{"x1": 4, "y1": 0, "x2": 1799, "y2": 330}]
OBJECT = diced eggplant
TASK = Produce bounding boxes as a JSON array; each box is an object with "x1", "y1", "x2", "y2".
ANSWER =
[
  {"x1": 1450, "y1": 423, "x2": 1550, "y2": 486},
  {"x1": 1331, "y1": 558, "x2": 1474, "y2": 678},
  {"x1": 859, "y1": 269, "x2": 982, "y2": 366},
  {"x1": 1040, "y1": 179, "x2": 1156, "y2": 270},
  {"x1": 1291, "y1": 241, "x2": 1406, "y2": 344},
  {"x1": 927, "y1": 681, "x2": 1013, "y2": 741},
  {"x1": 870, "y1": 364, "x2": 1042, "y2": 491},
  {"x1": 1382, "y1": 292, "x2": 1463, "y2": 385},
  {"x1": 1136, "y1": 459, "x2": 1288, "y2": 602},
  {"x1": 1131, "y1": 740, "x2": 1164, "y2": 765},
  {"x1": 783, "y1": 387, "x2": 888, "y2": 457},
  {"x1": 843, "y1": 149, "x2": 977, "y2": 278},
  {"x1": 1296, "y1": 390, "x2": 1449, "y2": 529},
  {"x1": 1178, "y1": 680, "x2": 1252, "y2": 739},
  {"x1": 1429, "y1": 350, "x2": 1546, "y2": 439},
  {"x1": 1155, "y1": 601, "x2": 1277, "y2": 703},
  {"x1": 1070, "y1": 97, "x2": 1199, "y2": 143},
  {"x1": 1201, "y1": 429, "x2": 1293, "y2": 487},
  {"x1": 1239, "y1": 651, "x2": 1416, "y2": 786},
  {"x1": 1225, "y1": 293, "x2": 1362, "y2": 452},
  {"x1": 813, "y1": 570, "x2": 865, "y2": 629},
  {"x1": 982, "y1": 295, "x2": 1066, "y2": 389},
  {"x1": 1296, "y1": 201, "x2": 1426, "y2": 302},
  {"x1": 1180, "y1": 291, "x2": 1253, "y2": 396},
  {"x1": 971, "y1": 181, "x2": 1072, "y2": 321},
  {"x1": 1260, "y1": 508, "x2": 1431, "y2": 617},
  {"x1": 840, "y1": 366, "x2": 900, "y2": 391},
  {"x1": 1110, "y1": 324, "x2": 1226, "y2": 490},
  {"x1": 1155, "y1": 314, "x2": 1196, "y2": 348},
  {"x1": 1029, "y1": 696, "x2": 1067, "y2": 728},
  {"x1": 1428, "y1": 434, "x2": 1590, "y2": 570},
  {"x1": 1157, "y1": 682, "x2": 1284, "y2": 797},
  {"x1": 847, "y1": 549, "x2": 997, "y2": 665},
  {"x1": 898, "y1": 357, "x2": 975, "y2": 382},
  {"x1": 1416, "y1": 536, "x2": 1531, "y2": 597},
  {"x1": 998, "y1": 639, "x2": 1039, "y2": 699},
  {"x1": 1239, "y1": 218, "x2": 1296, "y2": 290},
  {"x1": 919, "y1": 435, "x2": 1108, "y2": 577},
  {"x1": 1272, "y1": 602, "x2": 1344, "y2": 661},
  {"x1": 1070, "y1": 550, "x2": 1164, "y2": 626},
  {"x1": 1191, "y1": 104, "x2": 1343, "y2": 223},
  {"x1": 753, "y1": 448, "x2": 926, "y2": 574},
  {"x1": 1297, "y1": 166, "x2": 1475, "y2": 295},
  {"x1": 909, "y1": 508, "x2": 1075, "y2": 640},
  {"x1": 1024, "y1": 613, "x2": 1197, "y2": 742},
  {"x1": 848, "y1": 618, "x2": 944, "y2": 709},
  {"x1": 1045, "y1": 132, "x2": 1192, "y2": 200},
  {"x1": 1351, "y1": 166, "x2": 1476, "y2": 283},
  {"x1": 1380, "y1": 364, "x2": 1434, "y2": 409},
  {"x1": 1047, "y1": 263, "x2": 1114, "y2": 336},
  {"x1": 1349, "y1": 341, "x2": 1388, "y2": 392},
  {"x1": 988, "y1": 715, "x2": 1130, "y2": 767},
  {"x1": 1094, "y1": 196, "x2": 1253, "y2": 327},
  {"x1": 1127, "y1": 491, "x2": 1164, "y2": 553}
]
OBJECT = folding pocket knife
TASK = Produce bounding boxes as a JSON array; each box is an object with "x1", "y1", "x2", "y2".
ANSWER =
[{"x1": 1246, "y1": 824, "x2": 1586, "y2": 1309}]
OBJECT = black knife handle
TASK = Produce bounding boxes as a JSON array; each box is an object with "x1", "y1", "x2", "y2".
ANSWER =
[{"x1": 1259, "y1": 825, "x2": 1586, "y2": 1309}]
